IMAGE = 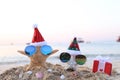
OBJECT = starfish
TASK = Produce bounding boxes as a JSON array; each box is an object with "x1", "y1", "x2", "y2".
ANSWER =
[{"x1": 18, "y1": 46, "x2": 58, "y2": 71}]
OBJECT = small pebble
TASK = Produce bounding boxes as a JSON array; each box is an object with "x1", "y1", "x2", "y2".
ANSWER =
[{"x1": 15, "y1": 70, "x2": 20, "y2": 75}]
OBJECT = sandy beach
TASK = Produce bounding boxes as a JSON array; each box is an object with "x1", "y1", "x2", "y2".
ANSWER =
[{"x1": 0, "y1": 56, "x2": 120, "y2": 80}]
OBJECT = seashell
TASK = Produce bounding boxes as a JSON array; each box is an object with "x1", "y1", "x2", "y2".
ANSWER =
[
  {"x1": 60, "y1": 74, "x2": 65, "y2": 80},
  {"x1": 19, "y1": 73, "x2": 23, "y2": 78},
  {"x1": 15, "y1": 70, "x2": 20, "y2": 75},
  {"x1": 72, "y1": 71, "x2": 79, "y2": 76},
  {"x1": 36, "y1": 72, "x2": 44, "y2": 79},
  {"x1": 26, "y1": 71, "x2": 32, "y2": 75},
  {"x1": 47, "y1": 69, "x2": 52, "y2": 72}
]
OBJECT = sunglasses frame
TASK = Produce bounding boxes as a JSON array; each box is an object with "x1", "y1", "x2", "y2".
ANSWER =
[
  {"x1": 60, "y1": 52, "x2": 87, "y2": 65},
  {"x1": 24, "y1": 45, "x2": 52, "y2": 56},
  {"x1": 60, "y1": 52, "x2": 71, "y2": 63}
]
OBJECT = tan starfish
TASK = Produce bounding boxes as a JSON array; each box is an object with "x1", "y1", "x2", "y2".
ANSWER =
[{"x1": 18, "y1": 46, "x2": 58, "y2": 71}]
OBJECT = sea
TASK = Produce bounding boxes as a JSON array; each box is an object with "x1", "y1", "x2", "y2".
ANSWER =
[{"x1": 0, "y1": 41, "x2": 120, "y2": 65}]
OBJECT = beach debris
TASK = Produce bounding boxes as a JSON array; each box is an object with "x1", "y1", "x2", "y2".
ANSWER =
[
  {"x1": 60, "y1": 37, "x2": 87, "y2": 71},
  {"x1": 60, "y1": 74, "x2": 65, "y2": 80},
  {"x1": 17, "y1": 24, "x2": 58, "y2": 71},
  {"x1": 36, "y1": 72, "x2": 44, "y2": 79}
]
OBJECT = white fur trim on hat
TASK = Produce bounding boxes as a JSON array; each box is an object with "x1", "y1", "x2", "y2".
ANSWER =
[
  {"x1": 67, "y1": 50, "x2": 81, "y2": 56},
  {"x1": 30, "y1": 41, "x2": 47, "y2": 46}
]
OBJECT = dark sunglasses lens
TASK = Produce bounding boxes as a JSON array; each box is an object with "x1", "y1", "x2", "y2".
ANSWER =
[
  {"x1": 75, "y1": 55, "x2": 86, "y2": 65},
  {"x1": 25, "y1": 45, "x2": 36, "y2": 56},
  {"x1": 40, "y1": 45, "x2": 52, "y2": 55},
  {"x1": 60, "y1": 52, "x2": 71, "y2": 62}
]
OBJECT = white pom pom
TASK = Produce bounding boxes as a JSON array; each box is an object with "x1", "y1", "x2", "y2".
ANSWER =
[{"x1": 33, "y1": 24, "x2": 38, "y2": 28}]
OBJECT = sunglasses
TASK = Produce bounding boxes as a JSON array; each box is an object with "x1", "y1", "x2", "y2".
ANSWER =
[
  {"x1": 60, "y1": 52, "x2": 87, "y2": 65},
  {"x1": 25, "y1": 45, "x2": 52, "y2": 56}
]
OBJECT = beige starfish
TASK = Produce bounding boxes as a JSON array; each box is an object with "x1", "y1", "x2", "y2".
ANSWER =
[{"x1": 18, "y1": 46, "x2": 58, "y2": 71}]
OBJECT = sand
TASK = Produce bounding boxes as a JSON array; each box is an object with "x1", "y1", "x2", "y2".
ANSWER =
[
  {"x1": 0, "y1": 62, "x2": 120, "y2": 80},
  {"x1": 0, "y1": 56, "x2": 120, "y2": 80}
]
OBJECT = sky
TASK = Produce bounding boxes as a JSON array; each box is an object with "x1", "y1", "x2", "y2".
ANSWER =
[{"x1": 0, "y1": 0, "x2": 120, "y2": 45}]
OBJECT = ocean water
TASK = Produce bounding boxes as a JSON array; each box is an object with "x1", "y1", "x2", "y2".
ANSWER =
[{"x1": 0, "y1": 41, "x2": 120, "y2": 64}]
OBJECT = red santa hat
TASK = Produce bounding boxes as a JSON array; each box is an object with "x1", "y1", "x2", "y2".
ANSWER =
[
  {"x1": 30, "y1": 24, "x2": 47, "y2": 46},
  {"x1": 67, "y1": 37, "x2": 81, "y2": 55}
]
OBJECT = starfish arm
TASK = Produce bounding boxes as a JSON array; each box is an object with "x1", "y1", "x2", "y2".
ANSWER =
[
  {"x1": 51, "y1": 49, "x2": 59, "y2": 54},
  {"x1": 46, "y1": 49, "x2": 59, "y2": 57},
  {"x1": 17, "y1": 50, "x2": 27, "y2": 56}
]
